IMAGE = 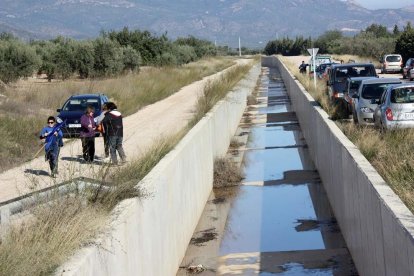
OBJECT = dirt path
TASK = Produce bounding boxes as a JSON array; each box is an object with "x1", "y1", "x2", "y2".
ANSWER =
[{"x1": 0, "y1": 59, "x2": 252, "y2": 203}]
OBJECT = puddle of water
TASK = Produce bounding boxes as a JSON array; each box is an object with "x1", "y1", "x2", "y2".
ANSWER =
[
  {"x1": 243, "y1": 147, "x2": 314, "y2": 182},
  {"x1": 262, "y1": 263, "x2": 334, "y2": 276},
  {"x1": 256, "y1": 104, "x2": 292, "y2": 114},
  {"x1": 247, "y1": 126, "x2": 305, "y2": 149},
  {"x1": 178, "y1": 66, "x2": 357, "y2": 276},
  {"x1": 219, "y1": 185, "x2": 327, "y2": 255}
]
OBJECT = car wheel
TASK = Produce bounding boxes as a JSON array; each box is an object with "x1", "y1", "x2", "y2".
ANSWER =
[{"x1": 352, "y1": 110, "x2": 358, "y2": 124}]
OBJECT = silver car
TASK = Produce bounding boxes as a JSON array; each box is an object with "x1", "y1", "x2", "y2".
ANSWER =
[
  {"x1": 374, "y1": 84, "x2": 414, "y2": 129},
  {"x1": 352, "y1": 78, "x2": 402, "y2": 125}
]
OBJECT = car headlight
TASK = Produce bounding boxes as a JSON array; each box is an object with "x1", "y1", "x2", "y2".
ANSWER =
[
  {"x1": 56, "y1": 117, "x2": 63, "y2": 123},
  {"x1": 360, "y1": 107, "x2": 374, "y2": 113}
]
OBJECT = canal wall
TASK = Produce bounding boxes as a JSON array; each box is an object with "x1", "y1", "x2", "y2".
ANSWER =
[
  {"x1": 263, "y1": 56, "x2": 414, "y2": 275},
  {"x1": 58, "y1": 64, "x2": 261, "y2": 276}
]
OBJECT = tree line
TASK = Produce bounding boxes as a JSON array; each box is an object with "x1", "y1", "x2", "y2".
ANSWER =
[
  {"x1": 0, "y1": 28, "x2": 218, "y2": 84},
  {"x1": 264, "y1": 22, "x2": 414, "y2": 62}
]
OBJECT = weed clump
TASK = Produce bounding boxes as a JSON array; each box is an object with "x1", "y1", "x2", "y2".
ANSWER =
[{"x1": 213, "y1": 157, "x2": 244, "y2": 188}]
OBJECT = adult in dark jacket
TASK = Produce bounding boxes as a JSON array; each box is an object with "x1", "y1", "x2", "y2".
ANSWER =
[
  {"x1": 39, "y1": 116, "x2": 63, "y2": 177},
  {"x1": 102, "y1": 102, "x2": 126, "y2": 165},
  {"x1": 80, "y1": 105, "x2": 96, "y2": 162}
]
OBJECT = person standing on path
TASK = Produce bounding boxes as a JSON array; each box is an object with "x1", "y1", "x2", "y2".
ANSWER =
[
  {"x1": 39, "y1": 116, "x2": 64, "y2": 177},
  {"x1": 299, "y1": 61, "x2": 308, "y2": 74},
  {"x1": 102, "y1": 102, "x2": 126, "y2": 165},
  {"x1": 80, "y1": 105, "x2": 96, "y2": 162},
  {"x1": 95, "y1": 103, "x2": 109, "y2": 160}
]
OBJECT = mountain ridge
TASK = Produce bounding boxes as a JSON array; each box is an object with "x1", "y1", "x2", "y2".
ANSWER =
[{"x1": 0, "y1": 0, "x2": 413, "y2": 47}]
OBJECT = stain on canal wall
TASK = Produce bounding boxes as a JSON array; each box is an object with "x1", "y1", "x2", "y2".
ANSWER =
[{"x1": 266, "y1": 55, "x2": 414, "y2": 276}]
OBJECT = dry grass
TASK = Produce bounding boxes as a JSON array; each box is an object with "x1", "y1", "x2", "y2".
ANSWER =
[
  {"x1": 0, "y1": 58, "x2": 255, "y2": 275},
  {"x1": 280, "y1": 56, "x2": 414, "y2": 212},
  {"x1": 340, "y1": 122, "x2": 414, "y2": 210},
  {"x1": 188, "y1": 62, "x2": 253, "y2": 127},
  {"x1": 0, "y1": 197, "x2": 107, "y2": 276},
  {"x1": 280, "y1": 56, "x2": 347, "y2": 120},
  {"x1": 0, "y1": 57, "x2": 235, "y2": 172},
  {"x1": 0, "y1": 133, "x2": 182, "y2": 276},
  {"x1": 332, "y1": 54, "x2": 380, "y2": 68},
  {"x1": 229, "y1": 138, "x2": 244, "y2": 149},
  {"x1": 213, "y1": 157, "x2": 244, "y2": 188}
]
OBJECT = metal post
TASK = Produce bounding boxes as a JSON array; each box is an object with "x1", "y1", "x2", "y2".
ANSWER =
[
  {"x1": 239, "y1": 37, "x2": 241, "y2": 57},
  {"x1": 313, "y1": 48, "x2": 317, "y2": 91}
]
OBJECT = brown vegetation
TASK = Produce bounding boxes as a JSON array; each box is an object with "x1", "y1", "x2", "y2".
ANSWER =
[{"x1": 213, "y1": 157, "x2": 244, "y2": 188}]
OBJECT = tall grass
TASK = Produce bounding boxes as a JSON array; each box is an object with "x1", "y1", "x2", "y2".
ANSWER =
[
  {"x1": 341, "y1": 123, "x2": 414, "y2": 209},
  {"x1": 0, "y1": 197, "x2": 107, "y2": 276},
  {"x1": 0, "y1": 57, "x2": 234, "y2": 172},
  {"x1": 0, "y1": 58, "x2": 255, "y2": 275},
  {"x1": 280, "y1": 56, "x2": 414, "y2": 212},
  {"x1": 188, "y1": 63, "x2": 252, "y2": 127}
]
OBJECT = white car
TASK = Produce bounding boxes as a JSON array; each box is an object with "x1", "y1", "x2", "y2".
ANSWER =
[
  {"x1": 373, "y1": 84, "x2": 414, "y2": 129},
  {"x1": 380, "y1": 54, "x2": 402, "y2": 74},
  {"x1": 352, "y1": 78, "x2": 402, "y2": 125}
]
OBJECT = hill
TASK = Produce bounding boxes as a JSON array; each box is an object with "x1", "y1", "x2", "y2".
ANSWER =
[{"x1": 0, "y1": 0, "x2": 413, "y2": 46}]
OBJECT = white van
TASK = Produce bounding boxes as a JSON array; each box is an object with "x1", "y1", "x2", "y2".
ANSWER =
[{"x1": 380, "y1": 54, "x2": 403, "y2": 73}]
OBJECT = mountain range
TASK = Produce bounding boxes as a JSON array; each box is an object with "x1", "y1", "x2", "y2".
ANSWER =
[{"x1": 1, "y1": 0, "x2": 414, "y2": 47}]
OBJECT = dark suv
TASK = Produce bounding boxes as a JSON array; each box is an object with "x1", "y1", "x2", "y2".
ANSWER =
[
  {"x1": 327, "y1": 63, "x2": 377, "y2": 103},
  {"x1": 57, "y1": 93, "x2": 109, "y2": 138},
  {"x1": 403, "y1": 58, "x2": 414, "y2": 81}
]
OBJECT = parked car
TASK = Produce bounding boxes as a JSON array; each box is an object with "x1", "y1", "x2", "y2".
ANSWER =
[
  {"x1": 344, "y1": 76, "x2": 376, "y2": 115},
  {"x1": 402, "y1": 58, "x2": 414, "y2": 80},
  {"x1": 352, "y1": 78, "x2": 402, "y2": 125},
  {"x1": 380, "y1": 54, "x2": 403, "y2": 74},
  {"x1": 327, "y1": 63, "x2": 377, "y2": 104},
  {"x1": 374, "y1": 84, "x2": 414, "y2": 129},
  {"x1": 315, "y1": 62, "x2": 336, "y2": 79},
  {"x1": 56, "y1": 93, "x2": 109, "y2": 138},
  {"x1": 308, "y1": 55, "x2": 332, "y2": 72}
]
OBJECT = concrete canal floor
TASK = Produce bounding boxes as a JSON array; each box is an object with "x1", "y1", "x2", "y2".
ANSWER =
[{"x1": 177, "y1": 67, "x2": 358, "y2": 275}]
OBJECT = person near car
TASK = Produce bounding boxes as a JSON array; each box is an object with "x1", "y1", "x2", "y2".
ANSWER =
[
  {"x1": 299, "y1": 61, "x2": 308, "y2": 74},
  {"x1": 95, "y1": 103, "x2": 109, "y2": 159},
  {"x1": 80, "y1": 105, "x2": 96, "y2": 162},
  {"x1": 102, "y1": 102, "x2": 126, "y2": 165},
  {"x1": 39, "y1": 116, "x2": 63, "y2": 177}
]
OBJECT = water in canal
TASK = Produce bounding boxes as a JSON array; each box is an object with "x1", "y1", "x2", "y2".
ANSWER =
[{"x1": 177, "y1": 67, "x2": 358, "y2": 275}]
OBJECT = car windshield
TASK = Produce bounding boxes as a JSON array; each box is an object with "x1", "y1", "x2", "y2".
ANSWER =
[
  {"x1": 335, "y1": 66, "x2": 375, "y2": 81},
  {"x1": 62, "y1": 98, "x2": 100, "y2": 112},
  {"x1": 361, "y1": 83, "x2": 393, "y2": 99},
  {"x1": 391, "y1": 87, "x2": 414, "y2": 103},
  {"x1": 386, "y1": 55, "x2": 401, "y2": 62}
]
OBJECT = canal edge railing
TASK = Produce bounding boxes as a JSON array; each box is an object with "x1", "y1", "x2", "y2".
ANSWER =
[
  {"x1": 264, "y1": 56, "x2": 414, "y2": 276},
  {"x1": 56, "y1": 64, "x2": 261, "y2": 276}
]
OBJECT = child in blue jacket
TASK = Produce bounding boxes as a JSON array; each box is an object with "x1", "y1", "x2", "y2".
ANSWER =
[{"x1": 39, "y1": 116, "x2": 64, "y2": 177}]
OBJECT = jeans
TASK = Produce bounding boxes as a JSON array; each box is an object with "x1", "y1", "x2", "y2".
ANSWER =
[
  {"x1": 81, "y1": 137, "x2": 95, "y2": 162},
  {"x1": 108, "y1": 136, "x2": 126, "y2": 164},
  {"x1": 103, "y1": 134, "x2": 109, "y2": 157},
  {"x1": 46, "y1": 146, "x2": 60, "y2": 174}
]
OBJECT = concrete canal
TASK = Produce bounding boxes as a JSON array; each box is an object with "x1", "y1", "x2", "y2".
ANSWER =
[{"x1": 177, "y1": 66, "x2": 358, "y2": 275}]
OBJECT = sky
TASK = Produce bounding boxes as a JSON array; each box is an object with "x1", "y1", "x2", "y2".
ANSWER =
[{"x1": 354, "y1": 0, "x2": 414, "y2": 9}]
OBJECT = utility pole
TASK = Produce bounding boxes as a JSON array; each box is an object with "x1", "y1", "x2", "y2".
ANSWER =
[{"x1": 238, "y1": 37, "x2": 241, "y2": 57}]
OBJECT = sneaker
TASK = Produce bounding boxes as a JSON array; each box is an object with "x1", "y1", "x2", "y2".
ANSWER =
[{"x1": 103, "y1": 157, "x2": 111, "y2": 163}]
